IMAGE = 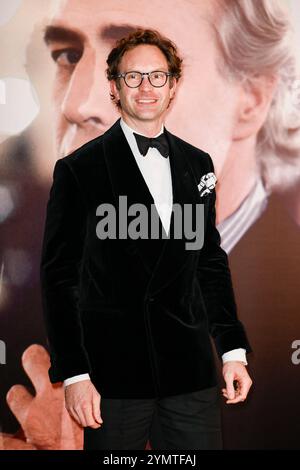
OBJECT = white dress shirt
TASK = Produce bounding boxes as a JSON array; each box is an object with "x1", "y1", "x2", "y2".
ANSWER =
[
  {"x1": 120, "y1": 117, "x2": 173, "y2": 234},
  {"x1": 64, "y1": 118, "x2": 246, "y2": 387}
]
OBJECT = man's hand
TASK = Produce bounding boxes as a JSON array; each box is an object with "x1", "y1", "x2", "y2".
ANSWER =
[
  {"x1": 222, "y1": 361, "x2": 253, "y2": 404},
  {"x1": 65, "y1": 380, "x2": 103, "y2": 429}
]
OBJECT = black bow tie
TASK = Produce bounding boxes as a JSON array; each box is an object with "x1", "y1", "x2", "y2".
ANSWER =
[{"x1": 133, "y1": 132, "x2": 169, "y2": 158}]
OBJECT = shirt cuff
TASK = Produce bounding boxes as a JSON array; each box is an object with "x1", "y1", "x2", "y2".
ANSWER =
[
  {"x1": 222, "y1": 348, "x2": 247, "y2": 365},
  {"x1": 63, "y1": 373, "x2": 91, "y2": 387}
]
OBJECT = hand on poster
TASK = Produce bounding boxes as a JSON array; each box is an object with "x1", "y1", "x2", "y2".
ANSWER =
[{"x1": 1, "y1": 344, "x2": 83, "y2": 450}]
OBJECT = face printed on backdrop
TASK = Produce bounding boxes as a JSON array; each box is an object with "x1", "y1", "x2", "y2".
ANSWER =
[{"x1": 44, "y1": 0, "x2": 249, "y2": 224}]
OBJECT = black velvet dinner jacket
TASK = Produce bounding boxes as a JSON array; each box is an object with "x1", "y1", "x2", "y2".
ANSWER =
[{"x1": 40, "y1": 117, "x2": 251, "y2": 399}]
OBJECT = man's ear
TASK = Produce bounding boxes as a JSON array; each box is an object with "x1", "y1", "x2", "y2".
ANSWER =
[
  {"x1": 110, "y1": 80, "x2": 120, "y2": 102},
  {"x1": 169, "y1": 77, "x2": 177, "y2": 98},
  {"x1": 232, "y1": 74, "x2": 279, "y2": 141}
]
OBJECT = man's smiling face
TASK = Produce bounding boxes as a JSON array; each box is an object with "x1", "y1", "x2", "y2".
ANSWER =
[{"x1": 109, "y1": 44, "x2": 177, "y2": 130}]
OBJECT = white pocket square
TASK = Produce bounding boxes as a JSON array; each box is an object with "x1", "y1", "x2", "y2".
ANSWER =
[{"x1": 197, "y1": 172, "x2": 217, "y2": 197}]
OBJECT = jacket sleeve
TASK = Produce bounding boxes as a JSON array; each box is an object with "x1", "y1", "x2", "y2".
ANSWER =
[
  {"x1": 40, "y1": 159, "x2": 91, "y2": 383},
  {"x1": 197, "y1": 154, "x2": 252, "y2": 359}
]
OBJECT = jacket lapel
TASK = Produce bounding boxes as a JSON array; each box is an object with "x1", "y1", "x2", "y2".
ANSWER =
[
  {"x1": 102, "y1": 118, "x2": 202, "y2": 292},
  {"x1": 102, "y1": 118, "x2": 166, "y2": 273},
  {"x1": 147, "y1": 127, "x2": 202, "y2": 296}
]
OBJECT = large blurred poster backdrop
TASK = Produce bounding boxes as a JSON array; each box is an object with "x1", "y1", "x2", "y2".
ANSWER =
[{"x1": 0, "y1": 0, "x2": 299, "y2": 450}]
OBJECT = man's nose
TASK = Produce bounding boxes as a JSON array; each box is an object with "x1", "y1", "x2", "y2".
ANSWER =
[
  {"x1": 138, "y1": 75, "x2": 154, "y2": 92},
  {"x1": 61, "y1": 48, "x2": 116, "y2": 128}
]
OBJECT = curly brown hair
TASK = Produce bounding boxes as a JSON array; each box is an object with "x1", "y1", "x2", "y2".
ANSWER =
[{"x1": 106, "y1": 28, "x2": 183, "y2": 109}]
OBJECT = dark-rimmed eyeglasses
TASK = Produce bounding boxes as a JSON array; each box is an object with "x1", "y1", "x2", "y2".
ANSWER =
[{"x1": 113, "y1": 70, "x2": 175, "y2": 88}]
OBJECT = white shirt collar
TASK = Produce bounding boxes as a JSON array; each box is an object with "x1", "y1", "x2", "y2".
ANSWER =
[
  {"x1": 120, "y1": 117, "x2": 164, "y2": 139},
  {"x1": 217, "y1": 177, "x2": 269, "y2": 254}
]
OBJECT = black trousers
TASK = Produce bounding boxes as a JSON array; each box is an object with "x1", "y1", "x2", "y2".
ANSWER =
[{"x1": 84, "y1": 386, "x2": 222, "y2": 450}]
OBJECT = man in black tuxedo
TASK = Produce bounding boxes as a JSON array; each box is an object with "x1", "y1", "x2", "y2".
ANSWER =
[{"x1": 40, "y1": 28, "x2": 253, "y2": 450}]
